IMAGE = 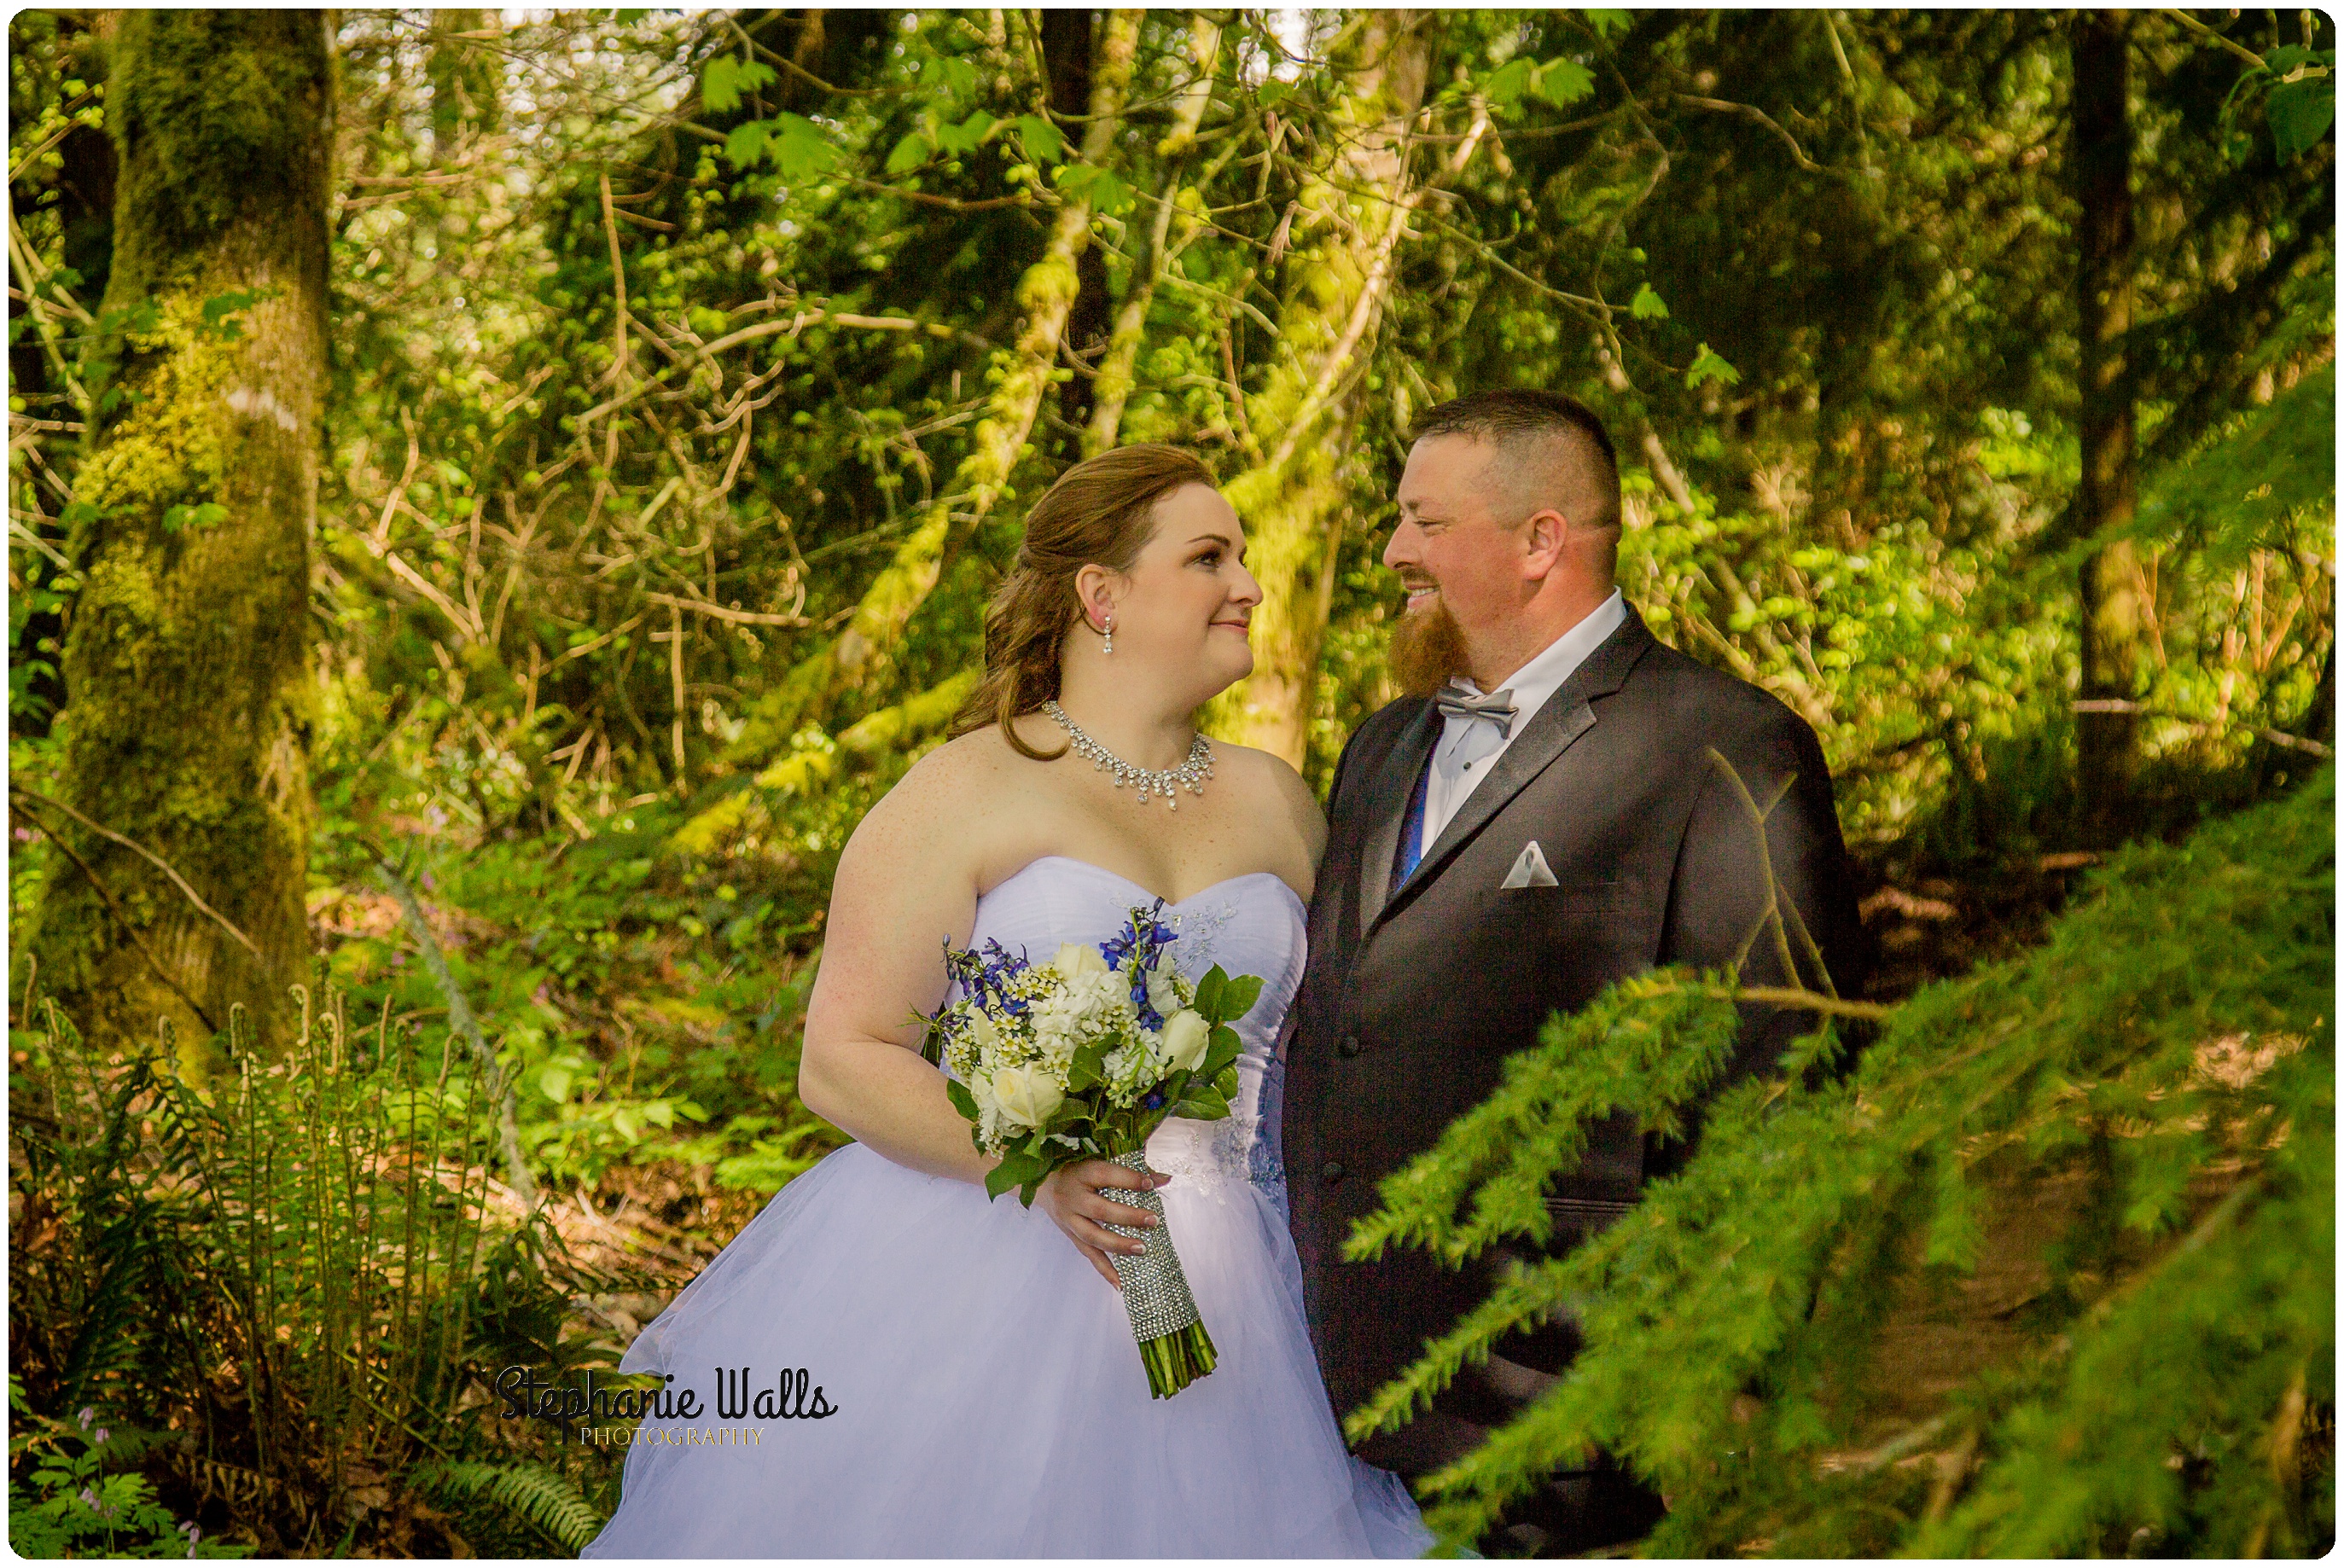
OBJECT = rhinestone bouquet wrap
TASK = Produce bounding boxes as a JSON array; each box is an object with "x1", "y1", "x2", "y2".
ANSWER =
[
  {"x1": 920, "y1": 903, "x2": 1263, "y2": 1398},
  {"x1": 1100, "y1": 1149, "x2": 1219, "y2": 1396}
]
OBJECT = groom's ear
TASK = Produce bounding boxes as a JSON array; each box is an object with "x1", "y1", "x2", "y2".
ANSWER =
[{"x1": 1519, "y1": 507, "x2": 1573, "y2": 578}]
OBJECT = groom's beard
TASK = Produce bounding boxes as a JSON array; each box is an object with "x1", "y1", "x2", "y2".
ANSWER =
[{"x1": 1388, "y1": 591, "x2": 1470, "y2": 697}]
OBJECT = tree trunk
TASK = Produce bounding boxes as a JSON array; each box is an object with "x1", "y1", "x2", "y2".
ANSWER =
[
  {"x1": 2071, "y1": 9, "x2": 2142, "y2": 839},
  {"x1": 1207, "y1": 12, "x2": 1435, "y2": 769},
  {"x1": 730, "y1": 9, "x2": 1144, "y2": 760},
  {"x1": 30, "y1": 11, "x2": 332, "y2": 1074},
  {"x1": 1085, "y1": 14, "x2": 1220, "y2": 456},
  {"x1": 1039, "y1": 9, "x2": 1113, "y2": 432}
]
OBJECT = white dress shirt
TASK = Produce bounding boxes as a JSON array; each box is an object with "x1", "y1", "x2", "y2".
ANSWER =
[{"x1": 1417, "y1": 589, "x2": 1626, "y2": 847}]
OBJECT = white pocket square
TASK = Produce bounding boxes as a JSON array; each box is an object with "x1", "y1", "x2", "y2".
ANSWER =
[{"x1": 1500, "y1": 840, "x2": 1559, "y2": 889}]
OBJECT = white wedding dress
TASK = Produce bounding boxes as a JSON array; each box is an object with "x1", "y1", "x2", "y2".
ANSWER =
[{"x1": 580, "y1": 856, "x2": 1432, "y2": 1559}]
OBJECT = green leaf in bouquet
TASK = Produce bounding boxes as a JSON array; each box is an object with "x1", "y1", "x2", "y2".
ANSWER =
[
  {"x1": 1193, "y1": 966, "x2": 1228, "y2": 1019},
  {"x1": 1215, "y1": 973, "x2": 1265, "y2": 1023},
  {"x1": 986, "y1": 1148, "x2": 1045, "y2": 1203},
  {"x1": 1201, "y1": 1024, "x2": 1243, "y2": 1075},
  {"x1": 945, "y1": 1078, "x2": 980, "y2": 1122},
  {"x1": 1175, "y1": 1085, "x2": 1231, "y2": 1122},
  {"x1": 1068, "y1": 1039, "x2": 1108, "y2": 1091},
  {"x1": 1213, "y1": 1065, "x2": 1239, "y2": 1101}
]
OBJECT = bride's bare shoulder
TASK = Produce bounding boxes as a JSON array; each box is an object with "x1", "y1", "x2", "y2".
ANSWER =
[
  {"x1": 852, "y1": 723, "x2": 1040, "y2": 838},
  {"x1": 1207, "y1": 738, "x2": 1327, "y2": 859}
]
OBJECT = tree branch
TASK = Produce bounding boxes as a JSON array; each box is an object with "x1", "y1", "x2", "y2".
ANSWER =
[{"x1": 9, "y1": 784, "x2": 262, "y2": 958}]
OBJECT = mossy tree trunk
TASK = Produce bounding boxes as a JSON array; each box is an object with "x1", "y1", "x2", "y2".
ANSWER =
[
  {"x1": 2071, "y1": 9, "x2": 2143, "y2": 839},
  {"x1": 1085, "y1": 13, "x2": 1221, "y2": 457},
  {"x1": 30, "y1": 11, "x2": 331, "y2": 1073},
  {"x1": 1207, "y1": 12, "x2": 1434, "y2": 769},
  {"x1": 733, "y1": 9, "x2": 1144, "y2": 758},
  {"x1": 1039, "y1": 9, "x2": 1114, "y2": 433}
]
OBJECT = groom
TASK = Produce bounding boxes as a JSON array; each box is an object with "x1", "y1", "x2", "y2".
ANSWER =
[{"x1": 1281, "y1": 390, "x2": 1865, "y2": 1553}]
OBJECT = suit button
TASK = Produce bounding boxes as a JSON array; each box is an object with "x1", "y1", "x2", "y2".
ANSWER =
[
  {"x1": 1338, "y1": 1034, "x2": 1361, "y2": 1058},
  {"x1": 1322, "y1": 1161, "x2": 1346, "y2": 1182}
]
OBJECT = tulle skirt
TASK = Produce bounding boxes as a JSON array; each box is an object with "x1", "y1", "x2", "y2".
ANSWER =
[{"x1": 579, "y1": 1140, "x2": 1433, "y2": 1559}]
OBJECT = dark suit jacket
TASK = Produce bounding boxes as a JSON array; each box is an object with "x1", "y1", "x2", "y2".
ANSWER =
[{"x1": 1281, "y1": 601, "x2": 1865, "y2": 1450}]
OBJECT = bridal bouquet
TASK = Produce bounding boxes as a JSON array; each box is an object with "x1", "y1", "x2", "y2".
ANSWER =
[{"x1": 919, "y1": 903, "x2": 1261, "y2": 1398}]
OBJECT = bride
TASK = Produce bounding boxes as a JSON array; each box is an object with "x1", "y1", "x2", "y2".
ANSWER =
[{"x1": 580, "y1": 445, "x2": 1432, "y2": 1558}]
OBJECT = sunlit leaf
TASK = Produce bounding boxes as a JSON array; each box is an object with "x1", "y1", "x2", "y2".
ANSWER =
[
  {"x1": 1010, "y1": 113, "x2": 1066, "y2": 162},
  {"x1": 768, "y1": 113, "x2": 840, "y2": 183},
  {"x1": 1483, "y1": 57, "x2": 1534, "y2": 112},
  {"x1": 1534, "y1": 59, "x2": 1595, "y2": 107},
  {"x1": 1686, "y1": 342, "x2": 1742, "y2": 389},
  {"x1": 934, "y1": 109, "x2": 997, "y2": 156},
  {"x1": 701, "y1": 55, "x2": 742, "y2": 114},
  {"x1": 1055, "y1": 160, "x2": 1133, "y2": 213},
  {"x1": 723, "y1": 119, "x2": 769, "y2": 169},
  {"x1": 2267, "y1": 72, "x2": 2335, "y2": 162},
  {"x1": 884, "y1": 131, "x2": 932, "y2": 176}
]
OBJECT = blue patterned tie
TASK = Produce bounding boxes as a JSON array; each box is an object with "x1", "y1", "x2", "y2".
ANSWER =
[{"x1": 1396, "y1": 754, "x2": 1430, "y2": 883}]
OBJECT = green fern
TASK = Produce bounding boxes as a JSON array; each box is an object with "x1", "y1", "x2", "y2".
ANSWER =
[{"x1": 413, "y1": 1458, "x2": 608, "y2": 1555}]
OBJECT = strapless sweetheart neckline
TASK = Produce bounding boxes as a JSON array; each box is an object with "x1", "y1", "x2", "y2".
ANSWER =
[{"x1": 988, "y1": 853, "x2": 1307, "y2": 915}]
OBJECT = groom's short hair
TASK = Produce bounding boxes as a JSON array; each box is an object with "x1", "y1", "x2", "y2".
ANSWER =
[{"x1": 1411, "y1": 389, "x2": 1623, "y2": 543}]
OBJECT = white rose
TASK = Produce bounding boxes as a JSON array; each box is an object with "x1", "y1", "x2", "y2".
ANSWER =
[
  {"x1": 1053, "y1": 943, "x2": 1110, "y2": 981},
  {"x1": 1160, "y1": 1009, "x2": 1212, "y2": 1074},
  {"x1": 991, "y1": 1065, "x2": 1066, "y2": 1130}
]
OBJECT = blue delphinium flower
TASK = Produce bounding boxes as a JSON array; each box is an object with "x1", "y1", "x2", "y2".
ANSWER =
[
  {"x1": 943, "y1": 937, "x2": 1037, "y2": 1017},
  {"x1": 1099, "y1": 903, "x2": 1155, "y2": 972},
  {"x1": 1102, "y1": 900, "x2": 1179, "y2": 1029}
]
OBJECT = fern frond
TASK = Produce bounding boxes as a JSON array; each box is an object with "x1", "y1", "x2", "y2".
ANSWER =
[{"x1": 413, "y1": 1458, "x2": 607, "y2": 1555}]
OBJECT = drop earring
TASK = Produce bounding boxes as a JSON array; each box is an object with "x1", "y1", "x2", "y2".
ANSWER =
[{"x1": 1102, "y1": 613, "x2": 1114, "y2": 656}]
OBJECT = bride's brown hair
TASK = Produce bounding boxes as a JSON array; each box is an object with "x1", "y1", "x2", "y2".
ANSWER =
[{"x1": 948, "y1": 444, "x2": 1217, "y2": 761}]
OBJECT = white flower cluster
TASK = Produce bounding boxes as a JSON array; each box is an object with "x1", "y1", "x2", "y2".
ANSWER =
[{"x1": 934, "y1": 933, "x2": 1205, "y2": 1158}]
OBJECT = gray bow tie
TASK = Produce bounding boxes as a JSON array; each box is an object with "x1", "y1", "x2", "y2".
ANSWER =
[{"x1": 1435, "y1": 684, "x2": 1516, "y2": 737}]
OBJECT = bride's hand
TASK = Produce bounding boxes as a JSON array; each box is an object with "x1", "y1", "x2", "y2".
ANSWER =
[{"x1": 1034, "y1": 1159, "x2": 1167, "y2": 1288}]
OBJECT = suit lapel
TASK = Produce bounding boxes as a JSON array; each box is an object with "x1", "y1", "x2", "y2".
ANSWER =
[
  {"x1": 1357, "y1": 697, "x2": 1442, "y2": 938},
  {"x1": 1369, "y1": 606, "x2": 1658, "y2": 935}
]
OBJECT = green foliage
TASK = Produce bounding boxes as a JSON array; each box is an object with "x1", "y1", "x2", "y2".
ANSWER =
[
  {"x1": 8, "y1": 991, "x2": 625, "y2": 1553},
  {"x1": 2135, "y1": 367, "x2": 2335, "y2": 562},
  {"x1": 9, "y1": 1385, "x2": 252, "y2": 1558},
  {"x1": 1683, "y1": 342, "x2": 1741, "y2": 390},
  {"x1": 2219, "y1": 39, "x2": 2337, "y2": 164},
  {"x1": 698, "y1": 55, "x2": 775, "y2": 115},
  {"x1": 410, "y1": 1459, "x2": 605, "y2": 1556},
  {"x1": 5, "y1": 10, "x2": 2334, "y2": 1551},
  {"x1": 1482, "y1": 55, "x2": 1594, "y2": 114},
  {"x1": 1352, "y1": 771, "x2": 2334, "y2": 1555}
]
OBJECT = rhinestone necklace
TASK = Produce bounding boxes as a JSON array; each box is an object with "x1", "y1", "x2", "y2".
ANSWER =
[{"x1": 1044, "y1": 700, "x2": 1214, "y2": 810}]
